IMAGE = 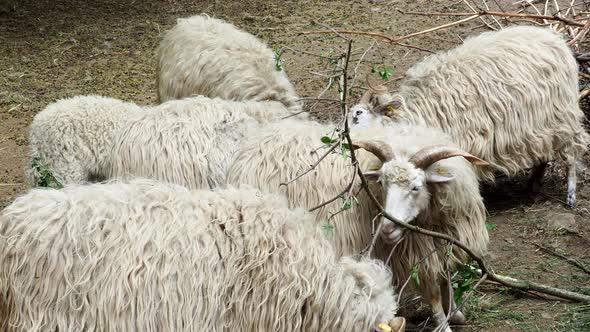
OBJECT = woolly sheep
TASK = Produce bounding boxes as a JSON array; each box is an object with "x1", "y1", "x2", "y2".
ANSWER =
[
  {"x1": 157, "y1": 14, "x2": 303, "y2": 116},
  {"x1": 349, "y1": 83, "x2": 395, "y2": 128},
  {"x1": 27, "y1": 95, "x2": 144, "y2": 185},
  {"x1": 226, "y1": 119, "x2": 489, "y2": 331},
  {"x1": 108, "y1": 96, "x2": 290, "y2": 189},
  {"x1": 28, "y1": 95, "x2": 290, "y2": 188},
  {"x1": 0, "y1": 179, "x2": 405, "y2": 332},
  {"x1": 351, "y1": 25, "x2": 589, "y2": 207}
]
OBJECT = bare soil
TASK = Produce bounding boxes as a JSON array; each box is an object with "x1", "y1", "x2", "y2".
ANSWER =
[{"x1": 1, "y1": 0, "x2": 589, "y2": 331}]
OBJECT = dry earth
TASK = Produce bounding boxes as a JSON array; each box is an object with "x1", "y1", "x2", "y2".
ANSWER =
[{"x1": 0, "y1": 0, "x2": 589, "y2": 331}]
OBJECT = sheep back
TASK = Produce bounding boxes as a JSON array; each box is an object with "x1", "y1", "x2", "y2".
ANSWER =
[
  {"x1": 157, "y1": 14, "x2": 302, "y2": 115},
  {"x1": 397, "y1": 25, "x2": 589, "y2": 181},
  {"x1": 27, "y1": 95, "x2": 143, "y2": 185},
  {"x1": 108, "y1": 96, "x2": 290, "y2": 189},
  {"x1": 0, "y1": 179, "x2": 397, "y2": 331}
]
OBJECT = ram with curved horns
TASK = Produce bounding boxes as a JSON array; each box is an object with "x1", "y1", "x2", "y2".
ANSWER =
[{"x1": 226, "y1": 119, "x2": 489, "y2": 332}]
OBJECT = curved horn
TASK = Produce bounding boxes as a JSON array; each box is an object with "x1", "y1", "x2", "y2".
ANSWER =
[
  {"x1": 409, "y1": 145, "x2": 490, "y2": 170},
  {"x1": 365, "y1": 73, "x2": 389, "y2": 96},
  {"x1": 358, "y1": 74, "x2": 375, "y2": 105},
  {"x1": 351, "y1": 140, "x2": 395, "y2": 163}
]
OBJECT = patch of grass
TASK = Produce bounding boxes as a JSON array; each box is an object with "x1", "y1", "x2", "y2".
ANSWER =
[
  {"x1": 31, "y1": 157, "x2": 62, "y2": 189},
  {"x1": 464, "y1": 295, "x2": 535, "y2": 330},
  {"x1": 273, "y1": 48, "x2": 284, "y2": 71},
  {"x1": 556, "y1": 305, "x2": 590, "y2": 332},
  {"x1": 0, "y1": 91, "x2": 31, "y2": 106}
]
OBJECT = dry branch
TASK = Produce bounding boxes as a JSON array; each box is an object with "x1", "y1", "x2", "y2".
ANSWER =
[
  {"x1": 398, "y1": 9, "x2": 586, "y2": 27},
  {"x1": 302, "y1": 14, "x2": 482, "y2": 44},
  {"x1": 279, "y1": 143, "x2": 339, "y2": 187},
  {"x1": 534, "y1": 243, "x2": 590, "y2": 275}
]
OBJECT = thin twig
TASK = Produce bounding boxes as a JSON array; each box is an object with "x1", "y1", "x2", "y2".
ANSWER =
[
  {"x1": 398, "y1": 9, "x2": 586, "y2": 26},
  {"x1": 282, "y1": 46, "x2": 336, "y2": 60},
  {"x1": 309, "y1": 163, "x2": 358, "y2": 212},
  {"x1": 462, "y1": 0, "x2": 498, "y2": 30},
  {"x1": 311, "y1": 20, "x2": 351, "y2": 41},
  {"x1": 349, "y1": 41, "x2": 376, "y2": 91},
  {"x1": 279, "y1": 143, "x2": 339, "y2": 186},
  {"x1": 6, "y1": 104, "x2": 22, "y2": 112},
  {"x1": 302, "y1": 14, "x2": 483, "y2": 43},
  {"x1": 393, "y1": 41, "x2": 436, "y2": 54},
  {"x1": 296, "y1": 97, "x2": 341, "y2": 103},
  {"x1": 396, "y1": 274, "x2": 414, "y2": 306},
  {"x1": 568, "y1": 20, "x2": 590, "y2": 47},
  {"x1": 534, "y1": 243, "x2": 590, "y2": 274},
  {"x1": 482, "y1": 0, "x2": 504, "y2": 28}
]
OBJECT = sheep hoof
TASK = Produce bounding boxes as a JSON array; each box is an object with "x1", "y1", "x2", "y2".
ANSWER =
[{"x1": 449, "y1": 310, "x2": 467, "y2": 325}]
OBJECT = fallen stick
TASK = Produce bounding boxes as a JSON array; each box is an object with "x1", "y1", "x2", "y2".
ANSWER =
[
  {"x1": 535, "y1": 243, "x2": 590, "y2": 275},
  {"x1": 398, "y1": 9, "x2": 586, "y2": 27},
  {"x1": 302, "y1": 14, "x2": 482, "y2": 44}
]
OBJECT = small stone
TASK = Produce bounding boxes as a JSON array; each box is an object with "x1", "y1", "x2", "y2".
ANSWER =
[
  {"x1": 543, "y1": 212, "x2": 578, "y2": 233},
  {"x1": 541, "y1": 312, "x2": 553, "y2": 320}
]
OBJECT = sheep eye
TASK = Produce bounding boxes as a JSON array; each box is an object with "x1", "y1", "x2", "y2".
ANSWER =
[{"x1": 411, "y1": 186, "x2": 421, "y2": 192}]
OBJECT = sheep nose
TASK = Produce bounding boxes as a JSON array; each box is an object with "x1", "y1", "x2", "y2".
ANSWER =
[{"x1": 381, "y1": 222, "x2": 395, "y2": 234}]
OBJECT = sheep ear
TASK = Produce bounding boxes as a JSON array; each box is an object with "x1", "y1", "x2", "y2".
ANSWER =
[
  {"x1": 389, "y1": 317, "x2": 407, "y2": 332},
  {"x1": 363, "y1": 171, "x2": 380, "y2": 182},
  {"x1": 373, "y1": 95, "x2": 404, "y2": 116},
  {"x1": 426, "y1": 167, "x2": 455, "y2": 183}
]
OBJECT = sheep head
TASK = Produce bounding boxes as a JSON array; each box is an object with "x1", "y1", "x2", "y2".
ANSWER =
[
  {"x1": 348, "y1": 76, "x2": 402, "y2": 127},
  {"x1": 352, "y1": 141, "x2": 489, "y2": 244},
  {"x1": 339, "y1": 256, "x2": 403, "y2": 331}
]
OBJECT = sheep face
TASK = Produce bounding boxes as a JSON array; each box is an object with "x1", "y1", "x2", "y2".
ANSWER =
[
  {"x1": 352, "y1": 141, "x2": 489, "y2": 245},
  {"x1": 364, "y1": 161, "x2": 455, "y2": 243},
  {"x1": 349, "y1": 105, "x2": 376, "y2": 127},
  {"x1": 339, "y1": 256, "x2": 400, "y2": 331}
]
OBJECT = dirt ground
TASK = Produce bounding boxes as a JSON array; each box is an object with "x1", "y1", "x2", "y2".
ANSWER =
[{"x1": 1, "y1": 0, "x2": 589, "y2": 331}]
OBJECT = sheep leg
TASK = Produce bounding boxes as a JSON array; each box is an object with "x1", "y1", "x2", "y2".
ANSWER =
[
  {"x1": 426, "y1": 286, "x2": 453, "y2": 332},
  {"x1": 526, "y1": 162, "x2": 547, "y2": 193},
  {"x1": 566, "y1": 160, "x2": 577, "y2": 208},
  {"x1": 440, "y1": 281, "x2": 467, "y2": 325}
]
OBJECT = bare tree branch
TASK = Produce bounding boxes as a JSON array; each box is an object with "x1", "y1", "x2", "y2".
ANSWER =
[
  {"x1": 398, "y1": 9, "x2": 586, "y2": 26},
  {"x1": 534, "y1": 243, "x2": 590, "y2": 275},
  {"x1": 279, "y1": 143, "x2": 339, "y2": 187}
]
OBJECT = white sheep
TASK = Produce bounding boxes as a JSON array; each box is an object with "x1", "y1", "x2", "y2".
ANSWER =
[
  {"x1": 351, "y1": 25, "x2": 589, "y2": 207},
  {"x1": 349, "y1": 82, "x2": 395, "y2": 128},
  {"x1": 157, "y1": 14, "x2": 303, "y2": 116},
  {"x1": 108, "y1": 96, "x2": 290, "y2": 189},
  {"x1": 27, "y1": 95, "x2": 144, "y2": 185},
  {"x1": 28, "y1": 95, "x2": 289, "y2": 188},
  {"x1": 0, "y1": 179, "x2": 406, "y2": 332},
  {"x1": 226, "y1": 119, "x2": 489, "y2": 331}
]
